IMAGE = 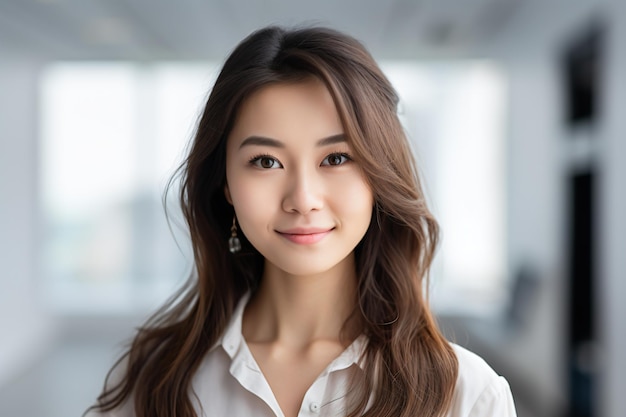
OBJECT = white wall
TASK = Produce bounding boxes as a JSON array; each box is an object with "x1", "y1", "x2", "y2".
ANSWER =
[
  {"x1": 475, "y1": 0, "x2": 626, "y2": 416},
  {"x1": 598, "y1": 2, "x2": 626, "y2": 416},
  {"x1": 0, "y1": 59, "x2": 57, "y2": 388}
]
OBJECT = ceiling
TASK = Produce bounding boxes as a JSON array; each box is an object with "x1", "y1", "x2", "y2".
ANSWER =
[{"x1": 0, "y1": 0, "x2": 521, "y2": 61}]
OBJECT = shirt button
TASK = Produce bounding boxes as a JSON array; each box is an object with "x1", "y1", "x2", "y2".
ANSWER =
[{"x1": 309, "y1": 402, "x2": 320, "y2": 413}]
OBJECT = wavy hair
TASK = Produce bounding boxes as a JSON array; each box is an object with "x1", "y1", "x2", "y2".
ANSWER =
[{"x1": 88, "y1": 25, "x2": 458, "y2": 417}]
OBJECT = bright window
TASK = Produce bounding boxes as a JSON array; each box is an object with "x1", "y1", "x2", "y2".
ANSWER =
[
  {"x1": 40, "y1": 62, "x2": 218, "y2": 314},
  {"x1": 383, "y1": 61, "x2": 507, "y2": 315}
]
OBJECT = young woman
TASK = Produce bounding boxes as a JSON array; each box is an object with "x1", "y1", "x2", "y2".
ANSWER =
[{"x1": 87, "y1": 26, "x2": 517, "y2": 417}]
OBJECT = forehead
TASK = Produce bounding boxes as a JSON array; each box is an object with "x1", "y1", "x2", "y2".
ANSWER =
[{"x1": 228, "y1": 78, "x2": 344, "y2": 147}]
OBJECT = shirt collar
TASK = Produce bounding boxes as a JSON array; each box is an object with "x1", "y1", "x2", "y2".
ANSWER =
[{"x1": 220, "y1": 292, "x2": 251, "y2": 359}]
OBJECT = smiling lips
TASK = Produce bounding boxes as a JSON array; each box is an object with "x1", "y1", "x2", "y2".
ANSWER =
[{"x1": 276, "y1": 227, "x2": 334, "y2": 244}]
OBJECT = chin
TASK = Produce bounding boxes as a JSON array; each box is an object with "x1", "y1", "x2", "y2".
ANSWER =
[
  {"x1": 265, "y1": 251, "x2": 354, "y2": 278},
  {"x1": 272, "y1": 262, "x2": 335, "y2": 277}
]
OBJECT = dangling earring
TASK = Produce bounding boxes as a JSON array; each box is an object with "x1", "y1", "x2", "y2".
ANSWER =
[{"x1": 229, "y1": 215, "x2": 241, "y2": 253}]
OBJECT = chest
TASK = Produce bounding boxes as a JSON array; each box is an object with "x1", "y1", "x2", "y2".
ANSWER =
[
  {"x1": 248, "y1": 342, "x2": 346, "y2": 417},
  {"x1": 193, "y1": 344, "x2": 362, "y2": 417}
]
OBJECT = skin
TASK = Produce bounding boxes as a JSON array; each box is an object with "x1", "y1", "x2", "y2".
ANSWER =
[{"x1": 224, "y1": 78, "x2": 373, "y2": 417}]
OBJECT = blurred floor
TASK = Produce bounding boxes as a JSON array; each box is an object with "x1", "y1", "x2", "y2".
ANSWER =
[
  {"x1": 0, "y1": 339, "x2": 119, "y2": 417},
  {"x1": 0, "y1": 330, "x2": 538, "y2": 417}
]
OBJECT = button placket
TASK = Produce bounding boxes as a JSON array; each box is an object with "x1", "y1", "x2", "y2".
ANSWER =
[{"x1": 300, "y1": 371, "x2": 329, "y2": 416}]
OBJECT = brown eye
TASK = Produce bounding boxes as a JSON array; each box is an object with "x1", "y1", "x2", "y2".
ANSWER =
[
  {"x1": 260, "y1": 157, "x2": 275, "y2": 168},
  {"x1": 321, "y1": 153, "x2": 351, "y2": 166},
  {"x1": 250, "y1": 155, "x2": 283, "y2": 169},
  {"x1": 329, "y1": 155, "x2": 342, "y2": 165}
]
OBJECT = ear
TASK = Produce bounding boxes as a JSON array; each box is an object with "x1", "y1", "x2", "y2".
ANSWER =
[{"x1": 224, "y1": 183, "x2": 233, "y2": 205}]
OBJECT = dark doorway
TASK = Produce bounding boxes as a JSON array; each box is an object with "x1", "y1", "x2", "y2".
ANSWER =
[{"x1": 566, "y1": 170, "x2": 595, "y2": 417}]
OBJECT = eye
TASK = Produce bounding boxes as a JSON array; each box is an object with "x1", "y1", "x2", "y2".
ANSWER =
[
  {"x1": 249, "y1": 155, "x2": 283, "y2": 169},
  {"x1": 321, "y1": 152, "x2": 352, "y2": 166}
]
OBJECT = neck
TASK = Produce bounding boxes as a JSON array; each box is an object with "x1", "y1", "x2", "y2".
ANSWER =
[{"x1": 243, "y1": 254, "x2": 360, "y2": 349}]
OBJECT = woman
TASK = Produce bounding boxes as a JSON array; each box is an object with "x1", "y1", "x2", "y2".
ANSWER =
[{"x1": 87, "y1": 25, "x2": 517, "y2": 417}]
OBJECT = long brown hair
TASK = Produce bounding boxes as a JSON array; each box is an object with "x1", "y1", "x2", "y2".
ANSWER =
[{"x1": 89, "y1": 25, "x2": 458, "y2": 417}]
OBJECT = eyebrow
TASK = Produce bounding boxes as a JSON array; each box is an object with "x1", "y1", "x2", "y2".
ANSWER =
[{"x1": 239, "y1": 133, "x2": 346, "y2": 149}]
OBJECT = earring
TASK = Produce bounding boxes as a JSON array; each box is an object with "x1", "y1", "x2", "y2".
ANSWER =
[{"x1": 229, "y1": 215, "x2": 241, "y2": 253}]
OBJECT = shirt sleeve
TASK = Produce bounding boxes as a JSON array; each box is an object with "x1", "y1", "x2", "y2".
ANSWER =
[{"x1": 467, "y1": 376, "x2": 517, "y2": 417}]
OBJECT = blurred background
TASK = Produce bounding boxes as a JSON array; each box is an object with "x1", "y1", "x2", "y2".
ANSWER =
[{"x1": 0, "y1": 0, "x2": 624, "y2": 416}]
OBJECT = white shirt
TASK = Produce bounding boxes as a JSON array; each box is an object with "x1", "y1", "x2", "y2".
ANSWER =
[{"x1": 89, "y1": 294, "x2": 517, "y2": 417}]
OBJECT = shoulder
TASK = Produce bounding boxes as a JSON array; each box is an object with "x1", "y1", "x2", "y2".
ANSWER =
[
  {"x1": 451, "y1": 343, "x2": 500, "y2": 389},
  {"x1": 446, "y1": 344, "x2": 517, "y2": 417}
]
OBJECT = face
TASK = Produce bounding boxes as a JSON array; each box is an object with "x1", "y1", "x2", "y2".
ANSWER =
[{"x1": 225, "y1": 78, "x2": 373, "y2": 277}]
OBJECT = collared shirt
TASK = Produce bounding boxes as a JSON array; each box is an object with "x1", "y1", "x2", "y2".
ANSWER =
[{"x1": 88, "y1": 294, "x2": 517, "y2": 417}]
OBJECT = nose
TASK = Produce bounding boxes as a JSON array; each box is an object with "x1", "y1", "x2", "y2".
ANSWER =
[{"x1": 281, "y1": 168, "x2": 324, "y2": 214}]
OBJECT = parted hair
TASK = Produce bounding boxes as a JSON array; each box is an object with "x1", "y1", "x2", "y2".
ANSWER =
[{"x1": 88, "y1": 25, "x2": 458, "y2": 417}]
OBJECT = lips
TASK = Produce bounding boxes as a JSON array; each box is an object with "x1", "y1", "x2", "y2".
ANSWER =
[{"x1": 276, "y1": 227, "x2": 334, "y2": 244}]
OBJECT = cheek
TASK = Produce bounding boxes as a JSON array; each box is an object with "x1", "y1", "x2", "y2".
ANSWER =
[
  {"x1": 330, "y1": 174, "x2": 374, "y2": 216},
  {"x1": 227, "y1": 174, "x2": 279, "y2": 231}
]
